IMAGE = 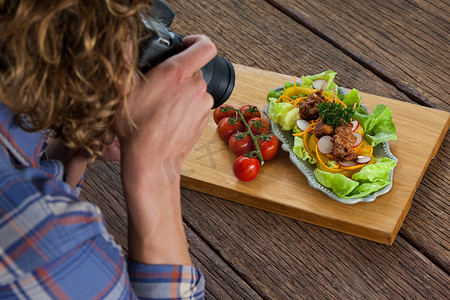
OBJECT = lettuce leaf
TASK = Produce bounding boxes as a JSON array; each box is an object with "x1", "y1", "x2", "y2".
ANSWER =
[
  {"x1": 352, "y1": 157, "x2": 396, "y2": 183},
  {"x1": 292, "y1": 126, "x2": 317, "y2": 164},
  {"x1": 267, "y1": 98, "x2": 299, "y2": 131},
  {"x1": 354, "y1": 104, "x2": 397, "y2": 146},
  {"x1": 267, "y1": 81, "x2": 303, "y2": 101},
  {"x1": 314, "y1": 169, "x2": 359, "y2": 197},
  {"x1": 343, "y1": 88, "x2": 362, "y2": 107},
  {"x1": 313, "y1": 157, "x2": 397, "y2": 198},
  {"x1": 283, "y1": 81, "x2": 296, "y2": 89},
  {"x1": 293, "y1": 136, "x2": 316, "y2": 164},
  {"x1": 347, "y1": 181, "x2": 391, "y2": 199},
  {"x1": 300, "y1": 70, "x2": 338, "y2": 92},
  {"x1": 267, "y1": 88, "x2": 283, "y2": 101}
]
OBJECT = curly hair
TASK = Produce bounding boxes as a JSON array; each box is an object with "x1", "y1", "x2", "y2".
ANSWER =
[{"x1": 0, "y1": 0, "x2": 152, "y2": 157}]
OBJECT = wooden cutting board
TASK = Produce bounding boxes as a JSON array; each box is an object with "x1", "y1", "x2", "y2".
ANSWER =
[{"x1": 180, "y1": 64, "x2": 449, "y2": 245}]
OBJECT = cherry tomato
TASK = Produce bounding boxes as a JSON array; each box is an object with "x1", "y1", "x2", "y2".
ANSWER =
[
  {"x1": 233, "y1": 156, "x2": 260, "y2": 181},
  {"x1": 247, "y1": 117, "x2": 270, "y2": 135},
  {"x1": 217, "y1": 117, "x2": 244, "y2": 144},
  {"x1": 229, "y1": 132, "x2": 253, "y2": 156},
  {"x1": 213, "y1": 104, "x2": 238, "y2": 124},
  {"x1": 239, "y1": 105, "x2": 260, "y2": 122},
  {"x1": 255, "y1": 134, "x2": 279, "y2": 161}
]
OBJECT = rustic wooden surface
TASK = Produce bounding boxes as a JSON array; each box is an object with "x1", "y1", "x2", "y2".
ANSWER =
[{"x1": 80, "y1": 0, "x2": 450, "y2": 298}]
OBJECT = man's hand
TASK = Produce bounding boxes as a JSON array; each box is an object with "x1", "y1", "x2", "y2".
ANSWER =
[{"x1": 115, "y1": 35, "x2": 217, "y2": 266}]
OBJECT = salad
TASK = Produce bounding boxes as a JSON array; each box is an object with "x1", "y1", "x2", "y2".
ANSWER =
[{"x1": 266, "y1": 70, "x2": 397, "y2": 200}]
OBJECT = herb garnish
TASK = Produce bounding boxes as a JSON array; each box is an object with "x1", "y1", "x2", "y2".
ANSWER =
[{"x1": 318, "y1": 101, "x2": 355, "y2": 126}]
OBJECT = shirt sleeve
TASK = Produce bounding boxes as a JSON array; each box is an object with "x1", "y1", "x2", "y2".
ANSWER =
[{"x1": 128, "y1": 262, "x2": 205, "y2": 300}]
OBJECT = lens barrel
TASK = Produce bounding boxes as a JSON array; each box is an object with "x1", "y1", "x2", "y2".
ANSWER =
[
  {"x1": 201, "y1": 55, "x2": 235, "y2": 108},
  {"x1": 139, "y1": 0, "x2": 235, "y2": 108}
]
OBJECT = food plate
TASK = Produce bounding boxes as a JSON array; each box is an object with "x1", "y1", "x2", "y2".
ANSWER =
[{"x1": 264, "y1": 86, "x2": 398, "y2": 204}]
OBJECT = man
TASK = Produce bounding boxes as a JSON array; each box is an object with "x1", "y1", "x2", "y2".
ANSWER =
[{"x1": 0, "y1": 0, "x2": 215, "y2": 298}]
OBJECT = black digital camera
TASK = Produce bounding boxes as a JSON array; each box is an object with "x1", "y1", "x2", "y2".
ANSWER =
[{"x1": 138, "y1": 0, "x2": 235, "y2": 108}]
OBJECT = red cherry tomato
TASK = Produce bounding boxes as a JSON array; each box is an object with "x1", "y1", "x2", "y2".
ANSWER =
[
  {"x1": 239, "y1": 105, "x2": 260, "y2": 122},
  {"x1": 255, "y1": 134, "x2": 279, "y2": 161},
  {"x1": 233, "y1": 156, "x2": 260, "y2": 181},
  {"x1": 213, "y1": 104, "x2": 238, "y2": 124},
  {"x1": 217, "y1": 117, "x2": 244, "y2": 144},
  {"x1": 229, "y1": 132, "x2": 253, "y2": 156},
  {"x1": 247, "y1": 117, "x2": 270, "y2": 135}
]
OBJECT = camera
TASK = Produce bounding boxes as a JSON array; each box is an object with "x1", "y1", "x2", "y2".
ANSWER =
[{"x1": 138, "y1": 0, "x2": 235, "y2": 108}]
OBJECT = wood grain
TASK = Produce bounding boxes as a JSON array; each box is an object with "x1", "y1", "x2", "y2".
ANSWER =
[
  {"x1": 399, "y1": 132, "x2": 450, "y2": 272},
  {"x1": 180, "y1": 64, "x2": 449, "y2": 244},
  {"x1": 185, "y1": 226, "x2": 263, "y2": 299},
  {"x1": 265, "y1": 0, "x2": 450, "y2": 111},
  {"x1": 165, "y1": 0, "x2": 413, "y2": 104},
  {"x1": 180, "y1": 188, "x2": 450, "y2": 299}
]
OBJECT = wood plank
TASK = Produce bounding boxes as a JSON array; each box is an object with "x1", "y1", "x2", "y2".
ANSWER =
[
  {"x1": 265, "y1": 0, "x2": 450, "y2": 111},
  {"x1": 180, "y1": 188, "x2": 450, "y2": 299},
  {"x1": 399, "y1": 131, "x2": 450, "y2": 271},
  {"x1": 180, "y1": 64, "x2": 449, "y2": 245},
  {"x1": 185, "y1": 225, "x2": 263, "y2": 299},
  {"x1": 165, "y1": 0, "x2": 413, "y2": 104},
  {"x1": 80, "y1": 161, "x2": 262, "y2": 300}
]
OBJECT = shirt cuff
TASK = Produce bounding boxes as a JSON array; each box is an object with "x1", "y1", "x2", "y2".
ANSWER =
[
  {"x1": 73, "y1": 173, "x2": 84, "y2": 196},
  {"x1": 127, "y1": 261, "x2": 205, "y2": 300}
]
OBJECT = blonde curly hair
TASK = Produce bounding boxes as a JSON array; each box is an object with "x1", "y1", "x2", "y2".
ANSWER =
[{"x1": 0, "y1": 0, "x2": 152, "y2": 157}]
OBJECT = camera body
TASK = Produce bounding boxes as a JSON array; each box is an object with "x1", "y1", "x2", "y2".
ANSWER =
[{"x1": 138, "y1": 0, "x2": 235, "y2": 108}]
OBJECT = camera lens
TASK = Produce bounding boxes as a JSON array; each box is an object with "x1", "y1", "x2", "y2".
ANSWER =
[{"x1": 201, "y1": 55, "x2": 235, "y2": 108}]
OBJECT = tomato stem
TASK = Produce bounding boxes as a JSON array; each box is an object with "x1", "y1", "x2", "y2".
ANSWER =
[{"x1": 234, "y1": 109, "x2": 265, "y2": 165}]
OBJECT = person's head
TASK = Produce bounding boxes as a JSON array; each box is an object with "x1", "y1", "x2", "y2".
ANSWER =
[{"x1": 0, "y1": 0, "x2": 152, "y2": 156}]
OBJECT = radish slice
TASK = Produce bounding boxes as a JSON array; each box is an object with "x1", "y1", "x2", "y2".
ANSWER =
[
  {"x1": 317, "y1": 136, "x2": 333, "y2": 154},
  {"x1": 296, "y1": 119, "x2": 310, "y2": 131},
  {"x1": 339, "y1": 160, "x2": 357, "y2": 167},
  {"x1": 351, "y1": 120, "x2": 359, "y2": 132},
  {"x1": 312, "y1": 79, "x2": 327, "y2": 90},
  {"x1": 352, "y1": 132, "x2": 362, "y2": 148},
  {"x1": 356, "y1": 155, "x2": 371, "y2": 164}
]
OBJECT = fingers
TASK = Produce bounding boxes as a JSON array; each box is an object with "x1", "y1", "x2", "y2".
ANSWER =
[
  {"x1": 172, "y1": 35, "x2": 217, "y2": 75},
  {"x1": 192, "y1": 71, "x2": 214, "y2": 109}
]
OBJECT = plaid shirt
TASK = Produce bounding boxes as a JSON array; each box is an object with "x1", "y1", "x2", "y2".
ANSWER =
[{"x1": 0, "y1": 103, "x2": 205, "y2": 299}]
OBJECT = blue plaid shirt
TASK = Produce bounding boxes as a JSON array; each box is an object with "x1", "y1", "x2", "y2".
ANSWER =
[{"x1": 0, "y1": 103, "x2": 205, "y2": 299}]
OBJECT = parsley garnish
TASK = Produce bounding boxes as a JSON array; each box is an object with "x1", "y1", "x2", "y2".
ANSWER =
[{"x1": 318, "y1": 101, "x2": 354, "y2": 126}]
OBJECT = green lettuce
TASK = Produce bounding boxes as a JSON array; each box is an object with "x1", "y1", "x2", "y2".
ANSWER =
[
  {"x1": 314, "y1": 169, "x2": 359, "y2": 198},
  {"x1": 267, "y1": 98, "x2": 299, "y2": 131},
  {"x1": 313, "y1": 157, "x2": 396, "y2": 198},
  {"x1": 293, "y1": 136, "x2": 316, "y2": 164},
  {"x1": 342, "y1": 88, "x2": 362, "y2": 107},
  {"x1": 352, "y1": 157, "x2": 396, "y2": 183},
  {"x1": 354, "y1": 104, "x2": 397, "y2": 146},
  {"x1": 266, "y1": 81, "x2": 302, "y2": 101},
  {"x1": 283, "y1": 81, "x2": 298, "y2": 89},
  {"x1": 292, "y1": 126, "x2": 317, "y2": 164},
  {"x1": 300, "y1": 70, "x2": 338, "y2": 92},
  {"x1": 267, "y1": 88, "x2": 284, "y2": 101}
]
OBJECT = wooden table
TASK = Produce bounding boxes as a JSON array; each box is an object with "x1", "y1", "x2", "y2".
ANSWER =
[{"x1": 81, "y1": 0, "x2": 450, "y2": 298}]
